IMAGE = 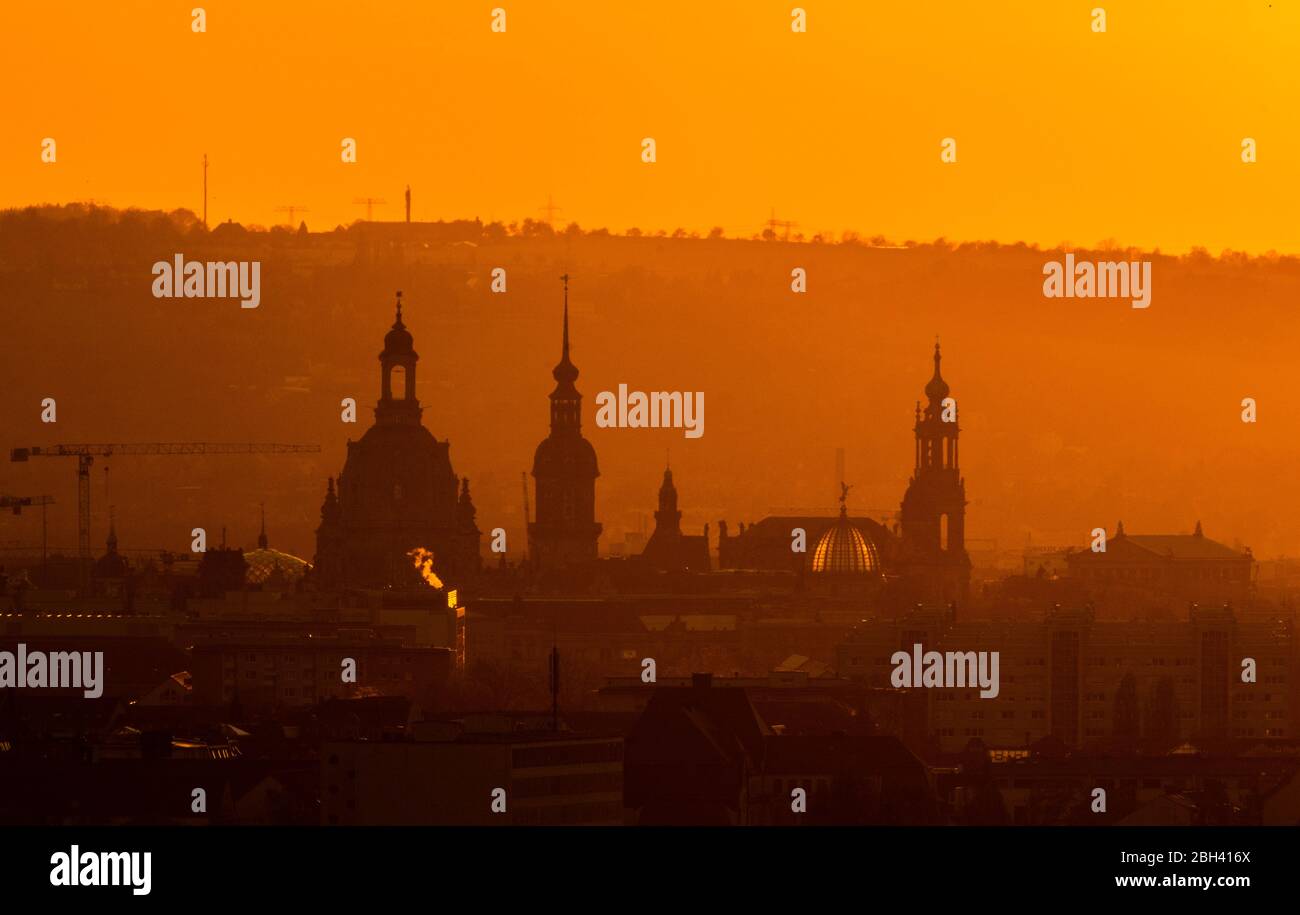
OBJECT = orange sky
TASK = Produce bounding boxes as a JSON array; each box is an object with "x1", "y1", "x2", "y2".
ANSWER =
[{"x1": 4, "y1": 1, "x2": 1298, "y2": 252}]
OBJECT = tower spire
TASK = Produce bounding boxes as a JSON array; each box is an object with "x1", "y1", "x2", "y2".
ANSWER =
[
  {"x1": 561, "y1": 273, "x2": 571, "y2": 363},
  {"x1": 924, "y1": 339, "x2": 950, "y2": 405},
  {"x1": 551, "y1": 274, "x2": 579, "y2": 389}
]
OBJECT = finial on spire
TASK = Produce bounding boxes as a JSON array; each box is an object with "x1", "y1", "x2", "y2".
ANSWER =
[
  {"x1": 1116, "y1": 520, "x2": 1125, "y2": 537},
  {"x1": 551, "y1": 274, "x2": 580, "y2": 387},
  {"x1": 395, "y1": 290, "x2": 403, "y2": 326},
  {"x1": 258, "y1": 502, "x2": 268, "y2": 549}
]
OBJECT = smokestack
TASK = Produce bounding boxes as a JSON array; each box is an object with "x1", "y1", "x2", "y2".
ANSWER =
[{"x1": 549, "y1": 645, "x2": 560, "y2": 731}]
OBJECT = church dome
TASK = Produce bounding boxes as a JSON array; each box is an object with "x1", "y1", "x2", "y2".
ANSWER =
[
  {"x1": 811, "y1": 511, "x2": 880, "y2": 575},
  {"x1": 342, "y1": 422, "x2": 458, "y2": 524},
  {"x1": 382, "y1": 292, "x2": 415, "y2": 354},
  {"x1": 244, "y1": 548, "x2": 311, "y2": 585},
  {"x1": 384, "y1": 319, "x2": 414, "y2": 354},
  {"x1": 532, "y1": 432, "x2": 599, "y2": 479}
]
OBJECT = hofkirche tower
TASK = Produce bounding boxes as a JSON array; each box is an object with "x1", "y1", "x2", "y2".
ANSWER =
[
  {"x1": 899, "y1": 342, "x2": 971, "y2": 602},
  {"x1": 313, "y1": 293, "x2": 480, "y2": 588},
  {"x1": 528, "y1": 276, "x2": 602, "y2": 572}
]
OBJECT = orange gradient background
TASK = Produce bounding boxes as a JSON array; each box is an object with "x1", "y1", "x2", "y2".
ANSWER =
[{"x1": 3, "y1": 0, "x2": 1298, "y2": 252}]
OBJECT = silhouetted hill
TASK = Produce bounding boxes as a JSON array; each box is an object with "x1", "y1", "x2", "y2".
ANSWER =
[{"x1": 3, "y1": 204, "x2": 1299, "y2": 563}]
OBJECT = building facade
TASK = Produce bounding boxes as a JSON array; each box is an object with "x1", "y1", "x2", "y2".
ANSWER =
[{"x1": 836, "y1": 604, "x2": 1296, "y2": 754}]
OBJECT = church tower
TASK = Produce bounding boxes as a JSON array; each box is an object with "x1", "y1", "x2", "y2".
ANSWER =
[
  {"x1": 653, "y1": 468, "x2": 682, "y2": 537},
  {"x1": 529, "y1": 275, "x2": 601, "y2": 573},
  {"x1": 639, "y1": 465, "x2": 711, "y2": 573},
  {"x1": 899, "y1": 342, "x2": 970, "y2": 603}
]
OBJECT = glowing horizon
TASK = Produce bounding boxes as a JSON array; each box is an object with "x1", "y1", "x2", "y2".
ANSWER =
[{"x1": 4, "y1": 1, "x2": 1298, "y2": 254}]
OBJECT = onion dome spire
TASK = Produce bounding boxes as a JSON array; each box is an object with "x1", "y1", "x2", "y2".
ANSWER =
[
  {"x1": 552, "y1": 273, "x2": 579, "y2": 387},
  {"x1": 383, "y1": 290, "x2": 414, "y2": 354},
  {"x1": 925, "y1": 340, "x2": 950, "y2": 404}
]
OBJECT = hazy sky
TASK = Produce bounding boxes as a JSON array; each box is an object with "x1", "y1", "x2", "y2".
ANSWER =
[{"x1": 5, "y1": 0, "x2": 1298, "y2": 252}]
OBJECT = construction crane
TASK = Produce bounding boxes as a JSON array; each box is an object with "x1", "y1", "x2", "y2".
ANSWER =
[
  {"x1": 275, "y1": 204, "x2": 310, "y2": 226},
  {"x1": 352, "y1": 197, "x2": 387, "y2": 221},
  {"x1": 10, "y1": 443, "x2": 320, "y2": 593},
  {"x1": 520, "y1": 471, "x2": 531, "y2": 563}
]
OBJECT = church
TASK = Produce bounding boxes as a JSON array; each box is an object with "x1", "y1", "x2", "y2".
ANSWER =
[
  {"x1": 312, "y1": 293, "x2": 481, "y2": 589},
  {"x1": 528, "y1": 275, "x2": 603, "y2": 574},
  {"x1": 717, "y1": 343, "x2": 971, "y2": 603},
  {"x1": 638, "y1": 467, "x2": 711, "y2": 573}
]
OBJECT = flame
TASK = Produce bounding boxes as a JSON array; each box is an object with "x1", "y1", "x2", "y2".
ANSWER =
[{"x1": 407, "y1": 547, "x2": 444, "y2": 589}]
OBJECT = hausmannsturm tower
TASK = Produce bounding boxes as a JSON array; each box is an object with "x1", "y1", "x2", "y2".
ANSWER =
[{"x1": 528, "y1": 276, "x2": 602, "y2": 574}]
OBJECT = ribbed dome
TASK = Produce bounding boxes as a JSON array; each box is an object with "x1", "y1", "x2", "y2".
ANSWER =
[
  {"x1": 811, "y1": 511, "x2": 880, "y2": 574},
  {"x1": 244, "y1": 548, "x2": 311, "y2": 585}
]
